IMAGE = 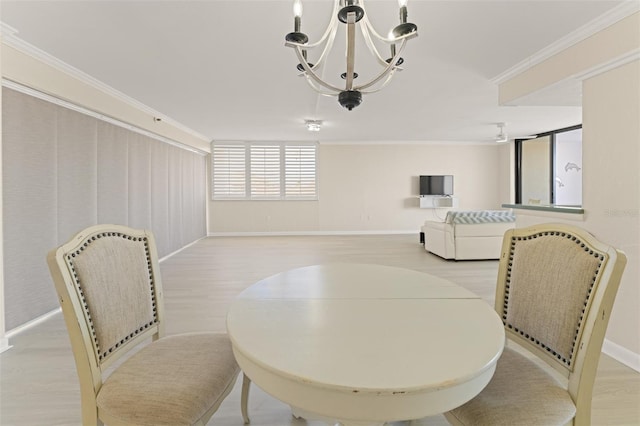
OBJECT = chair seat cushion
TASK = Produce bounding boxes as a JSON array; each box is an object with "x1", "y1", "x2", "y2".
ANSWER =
[
  {"x1": 97, "y1": 332, "x2": 239, "y2": 425},
  {"x1": 447, "y1": 346, "x2": 576, "y2": 425}
]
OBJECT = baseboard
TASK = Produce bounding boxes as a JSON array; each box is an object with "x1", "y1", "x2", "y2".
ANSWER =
[
  {"x1": 602, "y1": 339, "x2": 640, "y2": 372},
  {"x1": 158, "y1": 236, "x2": 206, "y2": 263},
  {"x1": 0, "y1": 337, "x2": 12, "y2": 354},
  {"x1": 208, "y1": 230, "x2": 417, "y2": 237},
  {"x1": 5, "y1": 308, "x2": 62, "y2": 339}
]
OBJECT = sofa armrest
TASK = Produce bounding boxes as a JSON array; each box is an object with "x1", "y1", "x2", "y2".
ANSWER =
[{"x1": 422, "y1": 221, "x2": 455, "y2": 259}]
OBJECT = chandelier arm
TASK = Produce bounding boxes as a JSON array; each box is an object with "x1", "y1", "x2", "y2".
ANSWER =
[
  {"x1": 294, "y1": 46, "x2": 342, "y2": 93},
  {"x1": 304, "y1": 76, "x2": 340, "y2": 97},
  {"x1": 356, "y1": 1, "x2": 392, "y2": 65},
  {"x1": 355, "y1": 39, "x2": 407, "y2": 91},
  {"x1": 359, "y1": 23, "x2": 395, "y2": 68},
  {"x1": 313, "y1": 0, "x2": 340, "y2": 47},
  {"x1": 299, "y1": 0, "x2": 341, "y2": 49},
  {"x1": 359, "y1": 6, "x2": 392, "y2": 43},
  {"x1": 360, "y1": 8, "x2": 416, "y2": 43},
  {"x1": 361, "y1": 10, "x2": 418, "y2": 44},
  {"x1": 357, "y1": 70, "x2": 397, "y2": 94},
  {"x1": 307, "y1": 20, "x2": 339, "y2": 74},
  {"x1": 285, "y1": 36, "x2": 332, "y2": 51},
  {"x1": 287, "y1": 21, "x2": 339, "y2": 75}
]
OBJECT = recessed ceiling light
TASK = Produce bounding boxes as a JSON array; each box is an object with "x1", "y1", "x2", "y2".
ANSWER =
[{"x1": 305, "y1": 120, "x2": 322, "y2": 132}]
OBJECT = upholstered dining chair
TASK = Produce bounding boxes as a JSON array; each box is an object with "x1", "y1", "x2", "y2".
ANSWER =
[
  {"x1": 47, "y1": 224, "x2": 250, "y2": 425},
  {"x1": 445, "y1": 223, "x2": 626, "y2": 426}
]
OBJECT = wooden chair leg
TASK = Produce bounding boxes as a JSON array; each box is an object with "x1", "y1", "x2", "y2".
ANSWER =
[{"x1": 241, "y1": 373, "x2": 251, "y2": 424}]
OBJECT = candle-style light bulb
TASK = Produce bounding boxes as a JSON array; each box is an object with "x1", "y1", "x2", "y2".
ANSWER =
[
  {"x1": 398, "y1": 0, "x2": 408, "y2": 23},
  {"x1": 389, "y1": 30, "x2": 397, "y2": 55},
  {"x1": 293, "y1": 0, "x2": 303, "y2": 32},
  {"x1": 293, "y1": 0, "x2": 303, "y2": 18}
]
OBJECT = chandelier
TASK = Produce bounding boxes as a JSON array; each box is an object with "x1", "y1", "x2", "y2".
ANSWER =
[{"x1": 285, "y1": 0, "x2": 418, "y2": 111}]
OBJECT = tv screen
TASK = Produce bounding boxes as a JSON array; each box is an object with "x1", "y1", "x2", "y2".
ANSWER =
[{"x1": 420, "y1": 175, "x2": 454, "y2": 196}]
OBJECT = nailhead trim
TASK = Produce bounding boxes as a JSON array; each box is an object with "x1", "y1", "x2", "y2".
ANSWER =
[
  {"x1": 502, "y1": 230, "x2": 604, "y2": 368},
  {"x1": 65, "y1": 231, "x2": 159, "y2": 362}
]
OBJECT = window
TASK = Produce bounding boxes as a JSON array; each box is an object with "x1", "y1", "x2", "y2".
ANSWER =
[
  {"x1": 211, "y1": 142, "x2": 318, "y2": 200},
  {"x1": 515, "y1": 125, "x2": 582, "y2": 206},
  {"x1": 285, "y1": 145, "x2": 317, "y2": 197},
  {"x1": 250, "y1": 145, "x2": 281, "y2": 198},
  {"x1": 211, "y1": 144, "x2": 246, "y2": 198}
]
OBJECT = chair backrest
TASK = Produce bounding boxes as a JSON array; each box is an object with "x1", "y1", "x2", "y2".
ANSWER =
[
  {"x1": 47, "y1": 224, "x2": 165, "y2": 412},
  {"x1": 496, "y1": 223, "x2": 626, "y2": 424}
]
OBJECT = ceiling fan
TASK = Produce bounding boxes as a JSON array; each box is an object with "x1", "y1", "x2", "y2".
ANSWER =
[{"x1": 494, "y1": 122, "x2": 537, "y2": 143}]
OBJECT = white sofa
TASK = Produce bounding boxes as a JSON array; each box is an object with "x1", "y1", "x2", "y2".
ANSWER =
[{"x1": 421, "y1": 210, "x2": 516, "y2": 260}]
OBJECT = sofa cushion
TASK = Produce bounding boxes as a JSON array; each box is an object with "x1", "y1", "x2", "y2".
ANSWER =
[{"x1": 455, "y1": 222, "x2": 515, "y2": 237}]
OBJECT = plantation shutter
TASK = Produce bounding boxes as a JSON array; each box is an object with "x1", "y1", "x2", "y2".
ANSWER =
[
  {"x1": 212, "y1": 144, "x2": 246, "y2": 199},
  {"x1": 250, "y1": 145, "x2": 281, "y2": 197},
  {"x1": 285, "y1": 145, "x2": 317, "y2": 198},
  {"x1": 211, "y1": 141, "x2": 317, "y2": 200}
]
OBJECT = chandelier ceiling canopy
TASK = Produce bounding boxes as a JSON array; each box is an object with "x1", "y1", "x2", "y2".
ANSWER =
[{"x1": 285, "y1": 0, "x2": 418, "y2": 111}]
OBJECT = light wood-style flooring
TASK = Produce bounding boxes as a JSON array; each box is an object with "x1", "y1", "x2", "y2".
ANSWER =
[{"x1": 1, "y1": 235, "x2": 638, "y2": 425}]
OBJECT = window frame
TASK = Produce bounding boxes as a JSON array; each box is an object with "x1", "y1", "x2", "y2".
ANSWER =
[
  {"x1": 211, "y1": 141, "x2": 318, "y2": 201},
  {"x1": 211, "y1": 143, "x2": 247, "y2": 199},
  {"x1": 515, "y1": 124, "x2": 582, "y2": 206}
]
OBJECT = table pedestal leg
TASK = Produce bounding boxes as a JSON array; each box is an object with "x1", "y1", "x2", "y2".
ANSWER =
[{"x1": 290, "y1": 406, "x2": 385, "y2": 426}]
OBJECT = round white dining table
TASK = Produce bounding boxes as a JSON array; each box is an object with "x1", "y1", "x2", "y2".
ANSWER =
[{"x1": 226, "y1": 263, "x2": 505, "y2": 426}]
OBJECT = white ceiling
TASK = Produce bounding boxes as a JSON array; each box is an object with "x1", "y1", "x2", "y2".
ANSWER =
[{"x1": 0, "y1": 0, "x2": 633, "y2": 144}]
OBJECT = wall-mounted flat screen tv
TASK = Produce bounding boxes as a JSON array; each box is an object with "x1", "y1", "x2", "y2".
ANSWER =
[{"x1": 420, "y1": 175, "x2": 454, "y2": 196}]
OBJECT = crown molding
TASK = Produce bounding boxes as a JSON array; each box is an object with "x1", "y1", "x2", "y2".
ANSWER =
[
  {"x1": 319, "y1": 140, "x2": 498, "y2": 146},
  {"x1": 492, "y1": 1, "x2": 640, "y2": 85},
  {"x1": 574, "y1": 47, "x2": 640, "y2": 81},
  {"x1": 0, "y1": 23, "x2": 210, "y2": 143},
  {"x1": 3, "y1": 79, "x2": 208, "y2": 156},
  {"x1": 210, "y1": 139, "x2": 495, "y2": 146}
]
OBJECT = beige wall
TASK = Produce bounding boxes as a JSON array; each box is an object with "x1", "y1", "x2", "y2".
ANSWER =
[
  {"x1": 497, "y1": 143, "x2": 515, "y2": 206},
  {"x1": 209, "y1": 143, "x2": 504, "y2": 234},
  {"x1": 0, "y1": 33, "x2": 6, "y2": 351},
  {"x1": 521, "y1": 136, "x2": 551, "y2": 205},
  {"x1": 499, "y1": 11, "x2": 640, "y2": 364},
  {"x1": 510, "y1": 61, "x2": 640, "y2": 365},
  {"x1": 582, "y1": 60, "x2": 639, "y2": 358}
]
